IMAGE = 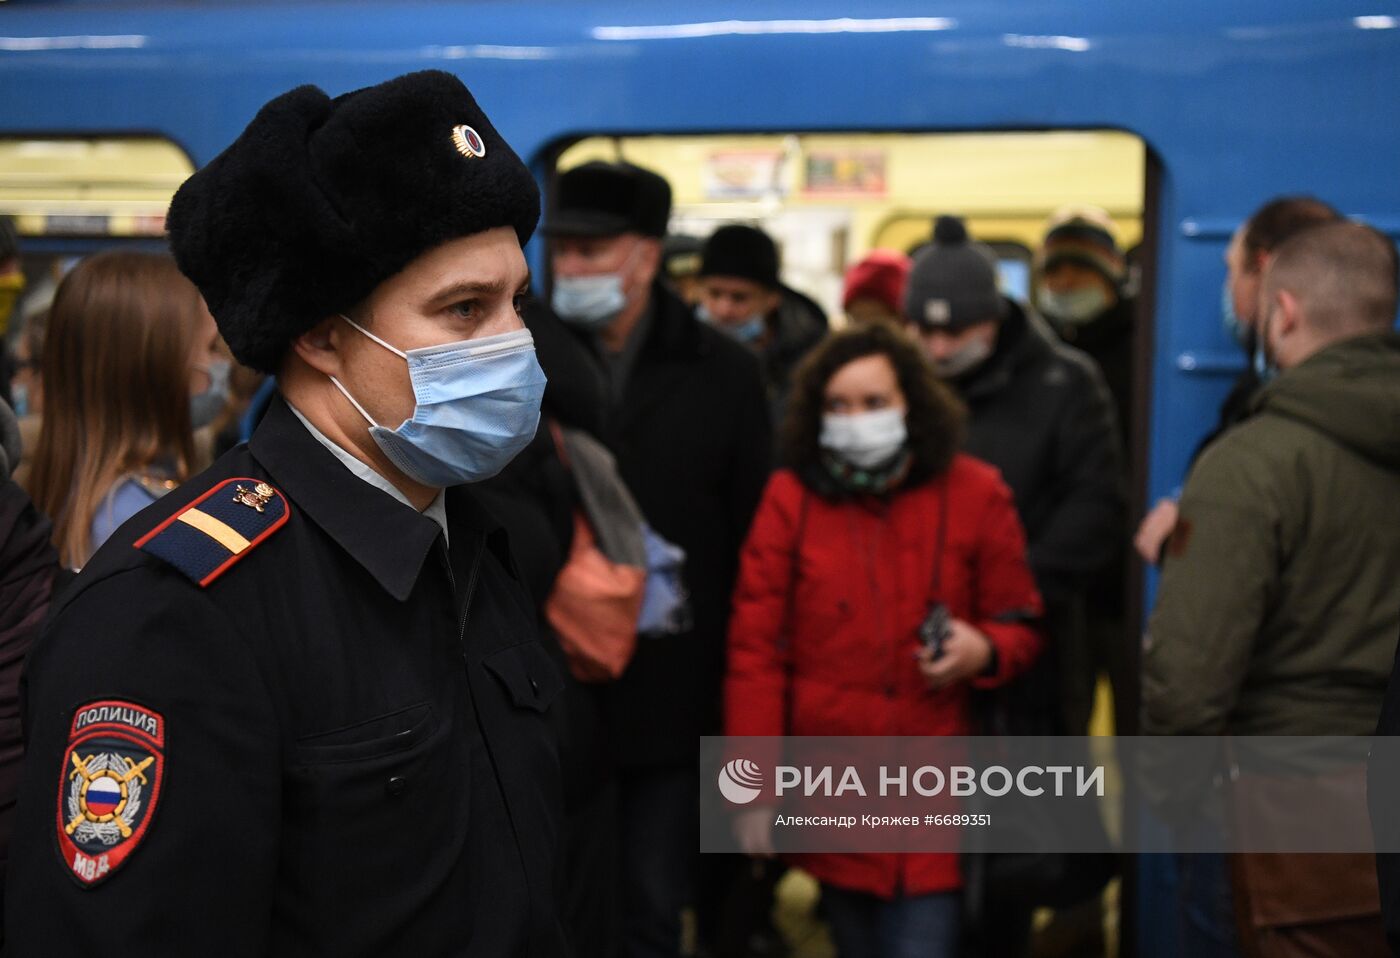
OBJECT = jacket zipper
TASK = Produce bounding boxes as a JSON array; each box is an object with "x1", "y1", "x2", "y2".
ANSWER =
[
  {"x1": 868, "y1": 507, "x2": 908, "y2": 899},
  {"x1": 857, "y1": 510, "x2": 896, "y2": 707},
  {"x1": 852, "y1": 505, "x2": 908, "y2": 898}
]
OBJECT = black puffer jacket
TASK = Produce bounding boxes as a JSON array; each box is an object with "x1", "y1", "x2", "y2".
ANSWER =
[
  {"x1": 1045, "y1": 294, "x2": 1135, "y2": 449},
  {"x1": 763, "y1": 285, "x2": 828, "y2": 423},
  {"x1": 952, "y1": 299, "x2": 1125, "y2": 602},
  {"x1": 949, "y1": 299, "x2": 1125, "y2": 734}
]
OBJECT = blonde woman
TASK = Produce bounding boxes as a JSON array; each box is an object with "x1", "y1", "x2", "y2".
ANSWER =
[{"x1": 27, "y1": 250, "x2": 221, "y2": 567}]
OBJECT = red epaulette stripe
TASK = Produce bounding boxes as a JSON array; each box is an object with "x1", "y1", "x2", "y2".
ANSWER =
[{"x1": 133, "y1": 477, "x2": 291, "y2": 588}]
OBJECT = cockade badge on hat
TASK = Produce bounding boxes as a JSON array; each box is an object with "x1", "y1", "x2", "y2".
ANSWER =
[{"x1": 452, "y1": 124, "x2": 486, "y2": 159}]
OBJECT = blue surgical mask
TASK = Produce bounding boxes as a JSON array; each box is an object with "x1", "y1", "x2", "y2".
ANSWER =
[
  {"x1": 1254, "y1": 309, "x2": 1278, "y2": 383},
  {"x1": 551, "y1": 274, "x2": 626, "y2": 330},
  {"x1": 190, "y1": 359, "x2": 231, "y2": 430},
  {"x1": 1038, "y1": 285, "x2": 1110, "y2": 325},
  {"x1": 551, "y1": 243, "x2": 645, "y2": 331},
  {"x1": 697, "y1": 303, "x2": 766, "y2": 344},
  {"x1": 1221, "y1": 280, "x2": 1249, "y2": 349},
  {"x1": 331, "y1": 316, "x2": 547, "y2": 487},
  {"x1": 1252, "y1": 345, "x2": 1275, "y2": 383}
]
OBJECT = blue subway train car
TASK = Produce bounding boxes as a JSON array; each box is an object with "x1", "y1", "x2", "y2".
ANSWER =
[
  {"x1": 5, "y1": 0, "x2": 1397, "y2": 547},
  {"x1": 2, "y1": 2, "x2": 1397, "y2": 954}
]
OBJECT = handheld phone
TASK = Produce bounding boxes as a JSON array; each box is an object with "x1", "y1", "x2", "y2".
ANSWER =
[{"x1": 919, "y1": 602, "x2": 952, "y2": 660}]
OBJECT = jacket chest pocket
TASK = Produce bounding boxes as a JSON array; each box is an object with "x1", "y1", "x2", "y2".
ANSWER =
[
  {"x1": 478, "y1": 641, "x2": 566, "y2": 845},
  {"x1": 285, "y1": 703, "x2": 469, "y2": 905},
  {"x1": 483, "y1": 641, "x2": 565, "y2": 714}
]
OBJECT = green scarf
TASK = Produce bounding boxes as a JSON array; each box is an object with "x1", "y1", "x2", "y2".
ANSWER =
[{"x1": 817, "y1": 448, "x2": 912, "y2": 498}]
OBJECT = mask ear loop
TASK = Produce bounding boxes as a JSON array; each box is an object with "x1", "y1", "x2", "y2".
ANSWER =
[
  {"x1": 330, "y1": 314, "x2": 407, "y2": 429},
  {"x1": 339, "y1": 313, "x2": 408, "y2": 359},
  {"x1": 597, "y1": 240, "x2": 647, "y2": 304},
  {"x1": 329, "y1": 376, "x2": 381, "y2": 429}
]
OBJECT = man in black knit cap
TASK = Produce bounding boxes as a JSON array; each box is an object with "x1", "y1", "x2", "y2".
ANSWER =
[
  {"x1": 7, "y1": 71, "x2": 567, "y2": 956},
  {"x1": 906, "y1": 216, "x2": 1124, "y2": 733},
  {"x1": 695, "y1": 223, "x2": 827, "y2": 422},
  {"x1": 905, "y1": 215, "x2": 1124, "y2": 955}
]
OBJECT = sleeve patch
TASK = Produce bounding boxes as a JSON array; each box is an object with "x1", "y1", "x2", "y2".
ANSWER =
[
  {"x1": 134, "y1": 477, "x2": 289, "y2": 586},
  {"x1": 55, "y1": 699, "x2": 166, "y2": 887},
  {"x1": 1166, "y1": 517, "x2": 1194, "y2": 559}
]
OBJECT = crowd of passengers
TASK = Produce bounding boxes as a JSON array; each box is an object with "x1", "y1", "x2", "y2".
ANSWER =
[{"x1": 0, "y1": 176, "x2": 1397, "y2": 957}]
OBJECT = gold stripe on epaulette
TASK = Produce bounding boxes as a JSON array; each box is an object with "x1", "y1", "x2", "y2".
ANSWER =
[{"x1": 177, "y1": 508, "x2": 251, "y2": 554}]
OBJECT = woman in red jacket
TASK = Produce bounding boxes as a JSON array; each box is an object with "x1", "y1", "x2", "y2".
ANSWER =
[{"x1": 725, "y1": 324, "x2": 1044, "y2": 957}]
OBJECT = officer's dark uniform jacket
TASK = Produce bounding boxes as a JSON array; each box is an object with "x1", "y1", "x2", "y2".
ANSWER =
[{"x1": 6, "y1": 396, "x2": 567, "y2": 956}]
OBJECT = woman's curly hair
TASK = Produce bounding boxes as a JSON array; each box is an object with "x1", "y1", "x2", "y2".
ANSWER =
[{"x1": 780, "y1": 322, "x2": 965, "y2": 485}]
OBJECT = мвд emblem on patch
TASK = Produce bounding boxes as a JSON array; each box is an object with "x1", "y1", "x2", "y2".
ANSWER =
[{"x1": 56, "y1": 700, "x2": 165, "y2": 886}]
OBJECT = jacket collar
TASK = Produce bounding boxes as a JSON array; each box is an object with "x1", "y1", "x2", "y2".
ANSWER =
[
  {"x1": 562, "y1": 281, "x2": 705, "y2": 367},
  {"x1": 1046, "y1": 294, "x2": 1133, "y2": 352},
  {"x1": 249, "y1": 395, "x2": 504, "y2": 601},
  {"x1": 561, "y1": 281, "x2": 708, "y2": 441}
]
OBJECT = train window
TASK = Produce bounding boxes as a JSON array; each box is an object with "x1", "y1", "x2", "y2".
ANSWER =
[
  {"x1": 986, "y1": 241, "x2": 1035, "y2": 304},
  {"x1": 0, "y1": 136, "x2": 196, "y2": 349},
  {"x1": 0, "y1": 136, "x2": 194, "y2": 240},
  {"x1": 554, "y1": 130, "x2": 1145, "y2": 323}
]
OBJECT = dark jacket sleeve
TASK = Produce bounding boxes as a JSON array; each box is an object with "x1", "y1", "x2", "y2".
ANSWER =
[
  {"x1": 969, "y1": 474, "x2": 1046, "y2": 689},
  {"x1": 0, "y1": 480, "x2": 60, "y2": 906},
  {"x1": 5, "y1": 569, "x2": 281, "y2": 955},
  {"x1": 1025, "y1": 357, "x2": 1125, "y2": 596}
]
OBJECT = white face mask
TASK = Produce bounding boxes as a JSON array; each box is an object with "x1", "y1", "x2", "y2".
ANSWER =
[
  {"x1": 1038, "y1": 284, "x2": 1110, "y2": 325},
  {"x1": 819, "y1": 407, "x2": 908, "y2": 468},
  {"x1": 931, "y1": 336, "x2": 992, "y2": 379}
]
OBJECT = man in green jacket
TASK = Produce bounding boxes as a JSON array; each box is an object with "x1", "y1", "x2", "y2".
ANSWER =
[
  {"x1": 1145, "y1": 220, "x2": 1399, "y2": 736},
  {"x1": 1145, "y1": 220, "x2": 1400, "y2": 955}
]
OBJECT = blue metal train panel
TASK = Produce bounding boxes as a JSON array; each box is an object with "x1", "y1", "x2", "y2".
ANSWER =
[{"x1": 5, "y1": 2, "x2": 1396, "y2": 519}]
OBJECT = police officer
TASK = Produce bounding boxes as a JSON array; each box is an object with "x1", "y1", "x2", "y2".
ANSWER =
[{"x1": 6, "y1": 71, "x2": 567, "y2": 956}]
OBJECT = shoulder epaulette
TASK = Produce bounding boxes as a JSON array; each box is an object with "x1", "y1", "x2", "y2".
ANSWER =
[{"x1": 134, "y1": 477, "x2": 290, "y2": 587}]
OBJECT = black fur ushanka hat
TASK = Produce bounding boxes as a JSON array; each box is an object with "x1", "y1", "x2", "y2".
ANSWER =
[{"x1": 167, "y1": 70, "x2": 540, "y2": 373}]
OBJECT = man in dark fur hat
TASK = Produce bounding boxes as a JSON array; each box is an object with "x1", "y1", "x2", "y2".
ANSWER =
[{"x1": 7, "y1": 71, "x2": 567, "y2": 956}]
